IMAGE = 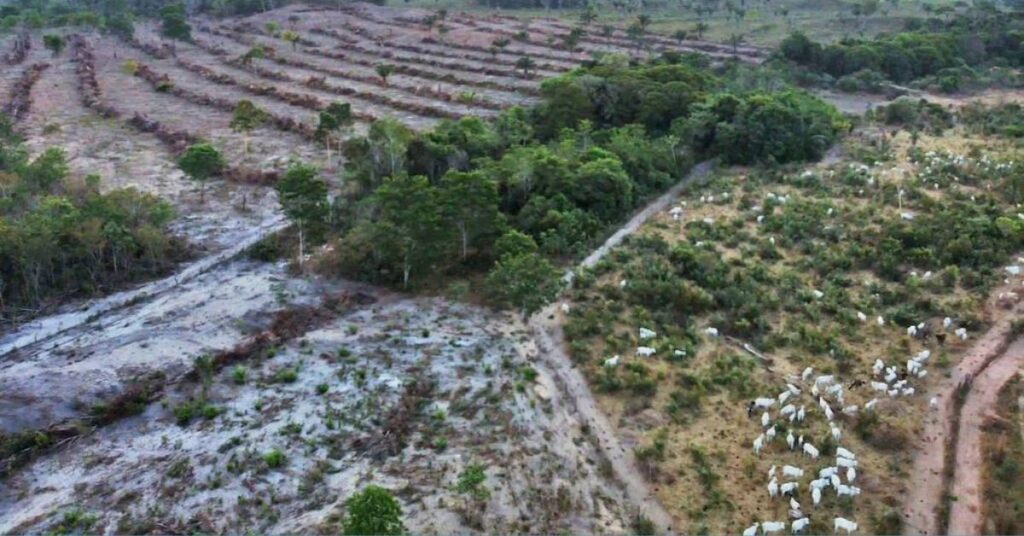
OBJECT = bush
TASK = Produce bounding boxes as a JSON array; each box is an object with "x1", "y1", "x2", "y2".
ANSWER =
[{"x1": 263, "y1": 449, "x2": 286, "y2": 468}]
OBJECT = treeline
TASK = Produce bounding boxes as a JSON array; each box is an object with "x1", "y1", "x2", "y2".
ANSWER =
[
  {"x1": 0, "y1": 116, "x2": 187, "y2": 322},
  {"x1": 265, "y1": 55, "x2": 845, "y2": 314},
  {"x1": 779, "y1": 5, "x2": 1024, "y2": 92}
]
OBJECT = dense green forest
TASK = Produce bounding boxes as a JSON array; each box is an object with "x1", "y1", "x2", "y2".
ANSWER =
[
  {"x1": 779, "y1": 4, "x2": 1024, "y2": 92},
  {"x1": 270, "y1": 56, "x2": 848, "y2": 314},
  {"x1": 0, "y1": 117, "x2": 188, "y2": 321}
]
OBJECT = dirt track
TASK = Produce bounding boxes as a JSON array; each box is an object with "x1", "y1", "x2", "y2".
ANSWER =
[{"x1": 903, "y1": 294, "x2": 1024, "y2": 535}]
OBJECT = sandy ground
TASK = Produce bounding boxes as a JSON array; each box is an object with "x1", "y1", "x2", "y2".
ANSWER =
[
  {"x1": 0, "y1": 289, "x2": 636, "y2": 534},
  {"x1": 903, "y1": 291, "x2": 1024, "y2": 535}
]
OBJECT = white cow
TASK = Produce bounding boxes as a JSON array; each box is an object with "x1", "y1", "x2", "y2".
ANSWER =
[
  {"x1": 834, "y1": 517, "x2": 858, "y2": 534},
  {"x1": 830, "y1": 423, "x2": 842, "y2": 441},
  {"x1": 636, "y1": 346, "x2": 656, "y2": 357},
  {"x1": 639, "y1": 327, "x2": 657, "y2": 340},
  {"x1": 706, "y1": 327, "x2": 720, "y2": 337},
  {"x1": 870, "y1": 380, "x2": 888, "y2": 391},
  {"x1": 762, "y1": 412, "x2": 771, "y2": 428},
  {"x1": 783, "y1": 465, "x2": 804, "y2": 479},
  {"x1": 930, "y1": 397, "x2": 940, "y2": 409},
  {"x1": 768, "y1": 477, "x2": 779, "y2": 498},
  {"x1": 792, "y1": 517, "x2": 810, "y2": 534},
  {"x1": 836, "y1": 447, "x2": 856, "y2": 460},
  {"x1": 779, "y1": 390, "x2": 793, "y2": 405},
  {"x1": 603, "y1": 355, "x2": 620, "y2": 368},
  {"x1": 755, "y1": 398, "x2": 776, "y2": 409},
  {"x1": 847, "y1": 466, "x2": 856, "y2": 483},
  {"x1": 865, "y1": 398, "x2": 878, "y2": 411},
  {"x1": 754, "y1": 434, "x2": 765, "y2": 455},
  {"x1": 812, "y1": 487, "x2": 822, "y2": 506},
  {"x1": 762, "y1": 521, "x2": 787, "y2": 535},
  {"x1": 803, "y1": 443, "x2": 819, "y2": 459},
  {"x1": 780, "y1": 482, "x2": 799, "y2": 496},
  {"x1": 802, "y1": 367, "x2": 814, "y2": 382},
  {"x1": 743, "y1": 523, "x2": 759, "y2": 536},
  {"x1": 787, "y1": 431, "x2": 796, "y2": 450},
  {"x1": 836, "y1": 457, "x2": 858, "y2": 469}
]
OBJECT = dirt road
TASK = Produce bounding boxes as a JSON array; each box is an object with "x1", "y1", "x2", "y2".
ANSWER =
[
  {"x1": 903, "y1": 297, "x2": 1024, "y2": 535},
  {"x1": 948, "y1": 337, "x2": 1024, "y2": 534},
  {"x1": 528, "y1": 160, "x2": 716, "y2": 532}
]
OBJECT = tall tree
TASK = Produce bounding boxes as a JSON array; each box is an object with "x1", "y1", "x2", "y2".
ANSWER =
[
  {"x1": 159, "y1": 3, "x2": 191, "y2": 48},
  {"x1": 42, "y1": 34, "x2": 64, "y2": 56},
  {"x1": 439, "y1": 170, "x2": 503, "y2": 260},
  {"x1": 372, "y1": 174, "x2": 447, "y2": 288},
  {"x1": 485, "y1": 232, "x2": 561, "y2": 317},
  {"x1": 230, "y1": 100, "x2": 268, "y2": 154},
  {"x1": 275, "y1": 163, "x2": 329, "y2": 269},
  {"x1": 177, "y1": 143, "x2": 225, "y2": 202},
  {"x1": 316, "y1": 101, "x2": 354, "y2": 164}
]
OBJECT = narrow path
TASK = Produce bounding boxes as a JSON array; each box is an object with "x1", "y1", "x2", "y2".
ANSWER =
[
  {"x1": 528, "y1": 160, "x2": 715, "y2": 533},
  {"x1": 903, "y1": 298, "x2": 1024, "y2": 535},
  {"x1": 948, "y1": 337, "x2": 1024, "y2": 534}
]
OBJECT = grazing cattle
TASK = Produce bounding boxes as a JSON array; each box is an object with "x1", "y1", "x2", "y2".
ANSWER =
[
  {"x1": 636, "y1": 346, "x2": 656, "y2": 357},
  {"x1": 943, "y1": 317, "x2": 953, "y2": 329},
  {"x1": 803, "y1": 443, "x2": 819, "y2": 459},
  {"x1": 787, "y1": 431, "x2": 796, "y2": 450},
  {"x1": 781, "y1": 404, "x2": 797, "y2": 417},
  {"x1": 842, "y1": 405, "x2": 858, "y2": 416},
  {"x1": 762, "y1": 521, "x2": 787, "y2": 535},
  {"x1": 871, "y1": 380, "x2": 888, "y2": 392},
  {"x1": 830, "y1": 474, "x2": 842, "y2": 489},
  {"x1": 836, "y1": 447, "x2": 856, "y2": 460},
  {"x1": 560, "y1": 302, "x2": 571, "y2": 314},
  {"x1": 830, "y1": 423, "x2": 842, "y2": 441},
  {"x1": 812, "y1": 487, "x2": 822, "y2": 506},
  {"x1": 755, "y1": 398, "x2": 776, "y2": 409},
  {"x1": 788, "y1": 383, "x2": 802, "y2": 395},
  {"x1": 603, "y1": 355, "x2": 620, "y2": 368},
  {"x1": 769, "y1": 465, "x2": 777, "y2": 479},
  {"x1": 783, "y1": 465, "x2": 804, "y2": 479},
  {"x1": 816, "y1": 375, "x2": 835, "y2": 386},
  {"x1": 836, "y1": 457, "x2": 858, "y2": 468},
  {"x1": 790, "y1": 497, "x2": 801, "y2": 511},
  {"x1": 639, "y1": 327, "x2": 656, "y2": 340},
  {"x1": 779, "y1": 390, "x2": 793, "y2": 405},
  {"x1": 619, "y1": 279, "x2": 628, "y2": 288},
  {"x1": 873, "y1": 359, "x2": 885, "y2": 375},
  {"x1": 705, "y1": 327, "x2": 719, "y2": 337},
  {"x1": 797, "y1": 406, "x2": 806, "y2": 422},
  {"x1": 780, "y1": 482, "x2": 799, "y2": 496},
  {"x1": 877, "y1": 315, "x2": 885, "y2": 326},
  {"x1": 767, "y1": 425, "x2": 777, "y2": 442},
  {"x1": 902, "y1": 387, "x2": 915, "y2": 396},
  {"x1": 768, "y1": 477, "x2": 779, "y2": 498},
  {"x1": 754, "y1": 434, "x2": 765, "y2": 455},
  {"x1": 837, "y1": 484, "x2": 861, "y2": 497},
  {"x1": 743, "y1": 523, "x2": 759, "y2": 536},
  {"x1": 669, "y1": 206, "x2": 684, "y2": 221},
  {"x1": 824, "y1": 404, "x2": 835, "y2": 421},
  {"x1": 955, "y1": 327, "x2": 968, "y2": 340},
  {"x1": 930, "y1": 397, "x2": 940, "y2": 409},
  {"x1": 865, "y1": 398, "x2": 878, "y2": 411},
  {"x1": 792, "y1": 517, "x2": 810, "y2": 534},
  {"x1": 762, "y1": 412, "x2": 771, "y2": 428},
  {"x1": 819, "y1": 466, "x2": 838, "y2": 478},
  {"x1": 856, "y1": 311, "x2": 867, "y2": 323},
  {"x1": 847, "y1": 466, "x2": 856, "y2": 482},
  {"x1": 918, "y1": 369, "x2": 928, "y2": 378},
  {"x1": 802, "y1": 367, "x2": 814, "y2": 382}
]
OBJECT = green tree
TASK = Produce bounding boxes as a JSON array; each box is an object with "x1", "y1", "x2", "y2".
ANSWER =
[
  {"x1": 371, "y1": 174, "x2": 447, "y2": 288},
  {"x1": 375, "y1": 63, "x2": 395, "y2": 85},
  {"x1": 485, "y1": 246, "x2": 562, "y2": 317},
  {"x1": 265, "y1": 21, "x2": 280, "y2": 36},
  {"x1": 316, "y1": 101, "x2": 353, "y2": 163},
  {"x1": 276, "y1": 163, "x2": 329, "y2": 268},
  {"x1": 177, "y1": 143, "x2": 225, "y2": 202},
  {"x1": 159, "y1": 3, "x2": 191, "y2": 45},
  {"x1": 342, "y1": 486, "x2": 404, "y2": 536},
  {"x1": 19, "y1": 148, "x2": 68, "y2": 194},
  {"x1": 515, "y1": 56, "x2": 535, "y2": 77},
  {"x1": 42, "y1": 34, "x2": 65, "y2": 57},
  {"x1": 282, "y1": 30, "x2": 299, "y2": 49},
  {"x1": 439, "y1": 170, "x2": 502, "y2": 260},
  {"x1": 563, "y1": 27, "x2": 585, "y2": 52},
  {"x1": 230, "y1": 100, "x2": 268, "y2": 154}
]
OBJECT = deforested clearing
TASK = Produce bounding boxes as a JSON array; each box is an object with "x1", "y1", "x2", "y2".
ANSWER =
[{"x1": 2, "y1": 0, "x2": 1024, "y2": 534}]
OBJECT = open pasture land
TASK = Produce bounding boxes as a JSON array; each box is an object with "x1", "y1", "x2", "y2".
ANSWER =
[{"x1": 562, "y1": 116, "x2": 1024, "y2": 533}]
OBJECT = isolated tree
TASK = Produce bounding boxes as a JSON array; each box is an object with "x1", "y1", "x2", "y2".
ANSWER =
[
  {"x1": 316, "y1": 101, "x2": 353, "y2": 164},
  {"x1": 375, "y1": 63, "x2": 395, "y2": 85},
  {"x1": 178, "y1": 143, "x2": 225, "y2": 202},
  {"x1": 693, "y1": 21, "x2": 709, "y2": 39},
  {"x1": 42, "y1": 34, "x2": 64, "y2": 56},
  {"x1": 230, "y1": 100, "x2": 268, "y2": 154},
  {"x1": 105, "y1": 14, "x2": 134, "y2": 40},
  {"x1": 673, "y1": 29, "x2": 688, "y2": 43},
  {"x1": 265, "y1": 21, "x2": 280, "y2": 36},
  {"x1": 515, "y1": 56, "x2": 535, "y2": 77},
  {"x1": 563, "y1": 27, "x2": 584, "y2": 52},
  {"x1": 437, "y1": 24, "x2": 450, "y2": 42},
  {"x1": 159, "y1": 3, "x2": 191, "y2": 46},
  {"x1": 276, "y1": 163, "x2": 329, "y2": 268},
  {"x1": 439, "y1": 170, "x2": 502, "y2": 260},
  {"x1": 238, "y1": 45, "x2": 266, "y2": 68},
  {"x1": 342, "y1": 486, "x2": 404, "y2": 536},
  {"x1": 282, "y1": 30, "x2": 299, "y2": 50}
]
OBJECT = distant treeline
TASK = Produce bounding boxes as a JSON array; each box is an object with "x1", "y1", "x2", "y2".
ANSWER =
[{"x1": 779, "y1": 5, "x2": 1024, "y2": 91}]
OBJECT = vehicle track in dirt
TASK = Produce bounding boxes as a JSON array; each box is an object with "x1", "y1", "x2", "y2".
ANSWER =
[{"x1": 903, "y1": 294, "x2": 1024, "y2": 535}]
